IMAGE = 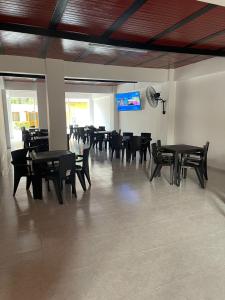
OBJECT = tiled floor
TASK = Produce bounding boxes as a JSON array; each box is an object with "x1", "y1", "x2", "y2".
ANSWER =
[{"x1": 1, "y1": 145, "x2": 225, "y2": 299}]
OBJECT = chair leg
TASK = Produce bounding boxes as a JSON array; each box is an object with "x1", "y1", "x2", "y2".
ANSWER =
[
  {"x1": 26, "y1": 176, "x2": 32, "y2": 190},
  {"x1": 111, "y1": 149, "x2": 114, "y2": 161},
  {"x1": 140, "y1": 150, "x2": 143, "y2": 164},
  {"x1": 169, "y1": 164, "x2": 174, "y2": 185},
  {"x1": 84, "y1": 169, "x2": 91, "y2": 186},
  {"x1": 76, "y1": 171, "x2": 86, "y2": 191},
  {"x1": 150, "y1": 164, "x2": 161, "y2": 181},
  {"x1": 70, "y1": 174, "x2": 77, "y2": 198},
  {"x1": 194, "y1": 167, "x2": 205, "y2": 188},
  {"x1": 13, "y1": 173, "x2": 21, "y2": 196},
  {"x1": 204, "y1": 161, "x2": 208, "y2": 180},
  {"x1": 53, "y1": 178, "x2": 63, "y2": 204},
  {"x1": 122, "y1": 148, "x2": 125, "y2": 161}
]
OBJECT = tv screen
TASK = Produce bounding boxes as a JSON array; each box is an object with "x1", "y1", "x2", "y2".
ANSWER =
[{"x1": 116, "y1": 91, "x2": 141, "y2": 111}]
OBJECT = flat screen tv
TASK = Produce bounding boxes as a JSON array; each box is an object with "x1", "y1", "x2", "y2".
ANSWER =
[{"x1": 116, "y1": 91, "x2": 142, "y2": 111}]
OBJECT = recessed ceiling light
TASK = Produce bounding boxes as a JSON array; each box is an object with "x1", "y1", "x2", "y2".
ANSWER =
[{"x1": 197, "y1": 0, "x2": 225, "y2": 7}]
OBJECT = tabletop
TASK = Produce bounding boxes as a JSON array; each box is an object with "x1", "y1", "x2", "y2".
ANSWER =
[
  {"x1": 94, "y1": 131, "x2": 112, "y2": 134},
  {"x1": 31, "y1": 150, "x2": 72, "y2": 162},
  {"x1": 35, "y1": 136, "x2": 49, "y2": 140},
  {"x1": 161, "y1": 144, "x2": 203, "y2": 154}
]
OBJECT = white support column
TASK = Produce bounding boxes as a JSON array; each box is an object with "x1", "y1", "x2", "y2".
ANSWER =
[
  {"x1": 36, "y1": 81, "x2": 48, "y2": 129},
  {"x1": 2, "y1": 90, "x2": 11, "y2": 149},
  {"x1": 45, "y1": 59, "x2": 67, "y2": 150},
  {"x1": 89, "y1": 95, "x2": 94, "y2": 126},
  {"x1": 112, "y1": 87, "x2": 119, "y2": 131},
  {"x1": 0, "y1": 77, "x2": 8, "y2": 175},
  {"x1": 166, "y1": 69, "x2": 176, "y2": 144}
]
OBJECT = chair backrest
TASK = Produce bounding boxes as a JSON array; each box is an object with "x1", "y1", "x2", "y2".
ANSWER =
[
  {"x1": 78, "y1": 127, "x2": 85, "y2": 136},
  {"x1": 202, "y1": 141, "x2": 210, "y2": 163},
  {"x1": 130, "y1": 136, "x2": 142, "y2": 152},
  {"x1": 156, "y1": 140, "x2": 161, "y2": 148},
  {"x1": 82, "y1": 148, "x2": 90, "y2": 169},
  {"x1": 59, "y1": 153, "x2": 75, "y2": 179},
  {"x1": 30, "y1": 139, "x2": 49, "y2": 152},
  {"x1": 11, "y1": 149, "x2": 28, "y2": 164},
  {"x1": 151, "y1": 143, "x2": 159, "y2": 163},
  {"x1": 99, "y1": 126, "x2": 105, "y2": 131},
  {"x1": 111, "y1": 134, "x2": 123, "y2": 149},
  {"x1": 22, "y1": 130, "x2": 31, "y2": 143},
  {"x1": 123, "y1": 132, "x2": 133, "y2": 138},
  {"x1": 141, "y1": 132, "x2": 151, "y2": 139},
  {"x1": 38, "y1": 129, "x2": 48, "y2": 137}
]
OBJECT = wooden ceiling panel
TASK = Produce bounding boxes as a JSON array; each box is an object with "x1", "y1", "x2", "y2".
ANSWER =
[
  {"x1": 0, "y1": 0, "x2": 57, "y2": 28},
  {"x1": 193, "y1": 33, "x2": 225, "y2": 50},
  {"x1": 107, "y1": 50, "x2": 165, "y2": 67},
  {"x1": 141, "y1": 53, "x2": 202, "y2": 68},
  {"x1": 110, "y1": 0, "x2": 206, "y2": 43},
  {"x1": 154, "y1": 6, "x2": 225, "y2": 47},
  {"x1": 172, "y1": 55, "x2": 211, "y2": 68},
  {"x1": 0, "y1": 31, "x2": 45, "y2": 57},
  {"x1": 58, "y1": 0, "x2": 134, "y2": 36}
]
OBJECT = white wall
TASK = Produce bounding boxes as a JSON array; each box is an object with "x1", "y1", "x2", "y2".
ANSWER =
[
  {"x1": 116, "y1": 82, "x2": 170, "y2": 142},
  {"x1": 93, "y1": 94, "x2": 114, "y2": 130},
  {"x1": 175, "y1": 71, "x2": 225, "y2": 170}
]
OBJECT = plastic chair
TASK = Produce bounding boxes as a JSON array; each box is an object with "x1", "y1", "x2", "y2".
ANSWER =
[{"x1": 11, "y1": 149, "x2": 33, "y2": 196}]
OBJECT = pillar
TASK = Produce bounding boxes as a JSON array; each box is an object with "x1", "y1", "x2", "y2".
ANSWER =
[
  {"x1": 36, "y1": 81, "x2": 48, "y2": 129},
  {"x1": 2, "y1": 90, "x2": 11, "y2": 149},
  {"x1": 45, "y1": 59, "x2": 67, "y2": 150},
  {"x1": 166, "y1": 69, "x2": 176, "y2": 144},
  {"x1": 0, "y1": 77, "x2": 8, "y2": 175}
]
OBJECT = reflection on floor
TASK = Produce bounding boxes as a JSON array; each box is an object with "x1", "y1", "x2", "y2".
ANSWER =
[{"x1": 1, "y1": 146, "x2": 225, "y2": 300}]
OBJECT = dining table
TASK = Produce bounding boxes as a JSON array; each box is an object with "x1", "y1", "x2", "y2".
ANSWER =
[
  {"x1": 30, "y1": 150, "x2": 72, "y2": 199},
  {"x1": 160, "y1": 144, "x2": 203, "y2": 186}
]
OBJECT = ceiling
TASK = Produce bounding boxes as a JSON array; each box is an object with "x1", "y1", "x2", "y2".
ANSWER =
[{"x1": 1, "y1": 0, "x2": 225, "y2": 68}]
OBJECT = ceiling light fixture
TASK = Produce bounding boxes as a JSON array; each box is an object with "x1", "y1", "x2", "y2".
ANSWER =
[
  {"x1": 89, "y1": 43, "x2": 148, "y2": 54},
  {"x1": 197, "y1": 0, "x2": 225, "y2": 7}
]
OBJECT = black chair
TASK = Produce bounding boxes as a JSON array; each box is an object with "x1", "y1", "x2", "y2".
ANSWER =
[
  {"x1": 22, "y1": 130, "x2": 31, "y2": 148},
  {"x1": 150, "y1": 143, "x2": 174, "y2": 184},
  {"x1": 111, "y1": 134, "x2": 125, "y2": 160},
  {"x1": 75, "y1": 148, "x2": 91, "y2": 191},
  {"x1": 98, "y1": 126, "x2": 105, "y2": 131},
  {"x1": 157, "y1": 139, "x2": 161, "y2": 148},
  {"x1": 30, "y1": 139, "x2": 49, "y2": 152},
  {"x1": 141, "y1": 132, "x2": 152, "y2": 160},
  {"x1": 129, "y1": 136, "x2": 143, "y2": 162},
  {"x1": 69, "y1": 125, "x2": 74, "y2": 139},
  {"x1": 77, "y1": 127, "x2": 86, "y2": 143},
  {"x1": 38, "y1": 129, "x2": 48, "y2": 137},
  {"x1": 123, "y1": 132, "x2": 133, "y2": 138},
  {"x1": 45, "y1": 153, "x2": 76, "y2": 204},
  {"x1": 180, "y1": 142, "x2": 209, "y2": 188},
  {"x1": 11, "y1": 149, "x2": 33, "y2": 196},
  {"x1": 93, "y1": 132, "x2": 104, "y2": 151}
]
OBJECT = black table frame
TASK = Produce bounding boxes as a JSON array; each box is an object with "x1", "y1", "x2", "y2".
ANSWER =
[
  {"x1": 160, "y1": 144, "x2": 203, "y2": 186},
  {"x1": 31, "y1": 150, "x2": 72, "y2": 199}
]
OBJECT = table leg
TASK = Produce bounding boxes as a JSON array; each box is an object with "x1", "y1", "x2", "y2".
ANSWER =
[
  {"x1": 32, "y1": 163, "x2": 43, "y2": 199},
  {"x1": 174, "y1": 152, "x2": 179, "y2": 186},
  {"x1": 32, "y1": 175, "x2": 42, "y2": 199}
]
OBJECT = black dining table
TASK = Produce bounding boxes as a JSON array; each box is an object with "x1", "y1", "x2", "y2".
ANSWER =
[
  {"x1": 30, "y1": 150, "x2": 72, "y2": 199},
  {"x1": 160, "y1": 144, "x2": 203, "y2": 186}
]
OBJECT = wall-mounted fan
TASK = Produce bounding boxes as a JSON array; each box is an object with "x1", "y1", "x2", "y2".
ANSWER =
[{"x1": 145, "y1": 86, "x2": 166, "y2": 114}]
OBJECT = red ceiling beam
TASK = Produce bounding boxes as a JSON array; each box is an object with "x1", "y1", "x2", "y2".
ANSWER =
[{"x1": 1, "y1": 22, "x2": 225, "y2": 57}]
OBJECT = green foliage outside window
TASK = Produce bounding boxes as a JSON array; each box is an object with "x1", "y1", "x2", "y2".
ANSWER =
[{"x1": 10, "y1": 97, "x2": 35, "y2": 104}]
